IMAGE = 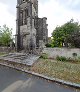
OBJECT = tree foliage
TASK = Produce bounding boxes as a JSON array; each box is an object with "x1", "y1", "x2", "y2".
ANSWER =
[
  {"x1": 0, "y1": 25, "x2": 13, "y2": 46},
  {"x1": 52, "y1": 19, "x2": 80, "y2": 48}
]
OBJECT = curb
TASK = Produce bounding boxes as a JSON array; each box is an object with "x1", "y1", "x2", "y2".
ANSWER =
[{"x1": 0, "y1": 62, "x2": 80, "y2": 89}]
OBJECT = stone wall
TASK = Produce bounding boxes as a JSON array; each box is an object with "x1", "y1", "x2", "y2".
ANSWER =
[
  {"x1": 43, "y1": 48, "x2": 80, "y2": 59},
  {"x1": 0, "y1": 47, "x2": 12, "y2": 53},
  {"x1": 36, "y1": 17, "x2": 48, "y2": 47}
]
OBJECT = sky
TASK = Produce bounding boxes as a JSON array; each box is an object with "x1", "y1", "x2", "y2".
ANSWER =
[{"x1": 0, "y1": 0, "x2": 80, "y2": 37}]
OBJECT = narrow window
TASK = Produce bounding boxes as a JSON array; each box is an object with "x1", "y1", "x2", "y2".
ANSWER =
[{"x1": 20, "y1": 10, "x2": 23, "y2": 25}]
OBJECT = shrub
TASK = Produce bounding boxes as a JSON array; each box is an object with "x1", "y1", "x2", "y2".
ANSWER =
[
  {"x1": 56, "y1": 55, "x2": 80, "y2": 62},
  {"x1": 77, "y1": 56, "x2": 80, "y2": 62},
  {"x1": 72, "y1": 53, "x2": 77, "y2": 57},
  {"x1": 56, "y1": 56, "x2": 67, "y2": 61},
  {"x1": 78, "y1": 56, "x2": 80, "y2": 59},
  {"x1": 45, "y1": 43, "x2": 52, "y2": 47},
  {"x1": 72, "y1": 53, "x2": 78, "y2": 61},
  {"x1": 67, "y1": 57, "x2": 72, "y2": 61},
  {"x1": 40, "y1": 53, "x2": 48, "y2": 59}
]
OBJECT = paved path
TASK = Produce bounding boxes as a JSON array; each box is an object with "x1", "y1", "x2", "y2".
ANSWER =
[
  {"x1": 0, "y1": 53, "x2": 39, "y2": 66},
  {"x1": 0, "y1": 65, "x2": 79, "y2": 92}
]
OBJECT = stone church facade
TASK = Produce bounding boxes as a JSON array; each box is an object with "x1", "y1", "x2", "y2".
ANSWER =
[{"x1": 15, "y1": 0, "x2": 48, "y2": 52}]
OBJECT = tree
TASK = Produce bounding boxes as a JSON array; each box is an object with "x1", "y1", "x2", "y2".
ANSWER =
[
  {"x1": 52, "y1": 19, "x2": 80, "y2": 47},
  {"x1": 0, "y1": 25, "x2": 13, "y2": 46},
  {"x1": 67, "y1": 30, "x2": 80, "y2": 48}
]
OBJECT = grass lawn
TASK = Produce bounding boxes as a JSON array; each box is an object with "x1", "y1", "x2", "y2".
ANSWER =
[
  {"x1": 30, "y1": 59, "x2": 80, "y2": 84},
  {"x1": 0, "y1": 56, "x2": 80, "y2": 84},
  {"x1": 0, "y1": 53, "x2": 7, "y2": 56}
]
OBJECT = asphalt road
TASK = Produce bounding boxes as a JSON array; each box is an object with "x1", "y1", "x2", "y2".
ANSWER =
[{"x1": 0, "y1": 65, "x2": 79, "y2": 92}]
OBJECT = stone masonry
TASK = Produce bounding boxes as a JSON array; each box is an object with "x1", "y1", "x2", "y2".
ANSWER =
[{"x1": 15, "y1": 0, "x2": 48, "y2": 52}]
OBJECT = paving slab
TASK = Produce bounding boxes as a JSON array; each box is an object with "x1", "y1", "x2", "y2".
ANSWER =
[{"x1": 0, "y1": 53, "x2": 40, "y2": 66}]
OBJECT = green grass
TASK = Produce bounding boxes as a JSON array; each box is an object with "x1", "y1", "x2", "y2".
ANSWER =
[
  {"x1": 56, "y1": 56, "x2": 67, "y2": 61},
  {"x1": 40, "y1": 53, "x2": 48, "y2": 59},
  {"x1": 31, "y1": 59, "x2": 80, "y2": 84},
  {"x1": 0, "y1": 58, "x2": 80, "y2": 84},
  {"x1": 0, "y1": 53, "x2": 6, "y2": 56}
]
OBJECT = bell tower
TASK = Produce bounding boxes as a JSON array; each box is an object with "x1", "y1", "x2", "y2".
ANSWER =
[
  {"x1": 15, "y1": 0, "x2": 48, "y2": 53},
  {"x1": 16, "y1": 0, "x2": 38, "y2": 52}
]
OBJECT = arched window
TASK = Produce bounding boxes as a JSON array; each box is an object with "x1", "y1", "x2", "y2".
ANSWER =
[
  {"x1": 21, "y1": 0, "x2": 28, "y2": 3},
  {"x1": 20, "y1": 10, "x2": 23, "y2": 25}
]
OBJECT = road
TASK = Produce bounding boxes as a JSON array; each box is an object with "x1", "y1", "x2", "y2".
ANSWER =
[{"x1": 0, "y1": 65, "x2": 79, "y2": 92}]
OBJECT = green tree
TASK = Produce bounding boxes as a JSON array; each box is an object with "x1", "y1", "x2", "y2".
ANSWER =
[
  {"x1": 0, "y1": 25, "x2": 13, "y2": 46},
  {"x1": 67, "y1": 30, "x2": 80, "y2": 48},
  {"x1": 52, "y1": 19, "x2": 80, "y2": 47}
]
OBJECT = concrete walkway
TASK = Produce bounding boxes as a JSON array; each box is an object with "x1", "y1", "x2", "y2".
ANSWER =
[{"x1": 0, "y1": 65, "x2": 79, "y2": 92}]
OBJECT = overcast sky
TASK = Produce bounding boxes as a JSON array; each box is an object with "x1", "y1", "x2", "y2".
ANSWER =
[{"x1": 0, "y1": 0, "x2": 80, "y2": 37}]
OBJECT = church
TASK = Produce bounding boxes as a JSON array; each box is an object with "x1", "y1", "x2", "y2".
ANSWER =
[{"x1": 15, "y1": 0, "x2": 48, "y2": 52}]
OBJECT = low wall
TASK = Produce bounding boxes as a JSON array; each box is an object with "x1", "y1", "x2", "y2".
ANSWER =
[
  {"x1": 0, "y1": 47, "x2": 12, "y2": 53},
  {"x1": 43, "y1": 48, "x2": 80, "y2": 58}
]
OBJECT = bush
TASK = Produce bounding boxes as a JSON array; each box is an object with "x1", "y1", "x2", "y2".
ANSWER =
[
  {"x1": 56, "y1": 55, "x2": 80, "y2": 62},
  {"x1": 77, "y1": 56, "x2": 80, "y2": 62},
  {"x1": 56, "y1": 56, "x2": 67, "y2": 61},
  {"x1": 40, "y1": 53, "x2": 48, "y2": 59},
  {"x1": 72, "y1": 53, "x2": 77, "y2": 57},
  {"x1": 45, "y1": 43, "x2": 52, "y2": 47}
]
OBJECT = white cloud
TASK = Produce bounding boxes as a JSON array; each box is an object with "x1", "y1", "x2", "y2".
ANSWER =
[
  {"x1": 39, "y1": 0, "x2": 80, "y2": 36},
  {"x1": 67, "y1": 0, "x2": 79, "y2": 6},
  {"x1": 0, "y1": 0, "x2": 80, "y2": 37},
  {"x1": 0, "y1": 3, "x2": 16, "y2": 35}
]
